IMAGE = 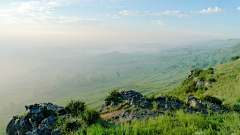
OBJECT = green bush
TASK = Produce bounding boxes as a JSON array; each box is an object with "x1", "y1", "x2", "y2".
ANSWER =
[
  {"x1": 192, "y1": 68, "x2": 204, "y2": 78},
  {"x1": 183, "y1": 81, "x2": 197, "y2": 93},
  {"x1": 54, "y1": 115, "x2": 81, "y2": 133},
  {"x1": 148, "y1": 93, "x2": 156, "y2": 102},
  {"x1": 206, "y1": 67, "x2": 214, "y2": 74},
  {"x1": 80, "y1": 109, "x2": 100, "y2": 126},
  {"x1": 64, "y1": 99, "x2": 86, "y2": 115},
  {"x1": 104, "y1": 89, "x2": 121, "y2": 103},
  {"x1": 231, "y1": 56, "x2": 240, "y2": 61},
  {"x1": 205, "y1": 77, "x2": 215, "y2": 83},
  {"x1": 198, "y1": 86, "x2": 208, "y2": 91},
  {"x1": 232, "y1": 104, "x2": 240, "y2": 111},
  {"x1": 199, "y1": 95, "x2": 222, "y2": 106}
]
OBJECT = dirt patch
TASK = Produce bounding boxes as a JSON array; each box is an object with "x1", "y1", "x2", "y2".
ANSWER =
[{"x1": 100, "y1": 109, "x2": 123, "y2": 120}]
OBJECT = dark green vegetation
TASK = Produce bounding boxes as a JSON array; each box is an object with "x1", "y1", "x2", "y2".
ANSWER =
[
  {"x1": 231, "y1": 55, "x2": 240, "y2": 61},
  {"x1": 1, "y1": 39, "x2": 240, "y2": 134},
  {"x1": 104, "y1": 89, "x2": 121, "y2": 103},
  {"x1": 64, "y1": 99, "x2": 86, "y2": 116},
  {"x1": 52, "y1": 59, "x2": 240, "y2": 134},
  {"x1": 70, "y1": 111, "x2": 240, "y2": 135},
  {"x1": 54, "y1": 100, "x2": 100, "y2": 134}
]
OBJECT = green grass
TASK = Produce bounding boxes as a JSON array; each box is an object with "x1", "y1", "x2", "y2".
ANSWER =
[
  {"x1": 165, "y1": 59, "x2": 240, "y2": 108},
  {"x1": 68, "y1": 110, "x2": 240, "y2": 135},
  {"x1": 1, "y1": 43, "x2": 240, "y2": 133}
]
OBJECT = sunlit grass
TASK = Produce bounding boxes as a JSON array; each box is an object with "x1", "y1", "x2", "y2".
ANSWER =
[{"x1": 68, "y1": 110, "x2": 240, "y2": 135}]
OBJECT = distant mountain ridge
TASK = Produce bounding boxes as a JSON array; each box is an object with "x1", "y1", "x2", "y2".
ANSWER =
[{"x1": 160, "y1": 38, "x2": 240, "y2": 53}]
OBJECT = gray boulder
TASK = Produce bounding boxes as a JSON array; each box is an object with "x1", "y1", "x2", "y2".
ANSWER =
[
  {"x1": 7, "y1": 103, "x2": 66, "y2": 135},
  {"x1": 25, "y1": 104, "x2": 47, "y2": 122},
  {"x1": 120, "y1": 90, "x2": 143, "y2": 100},
  {"x1": 205, "y1": 82, "x2": 212, "y2": 88},
  {"x1": 40, "y1": 103, "x2": 66, "y2": 116},
  {"x1": 41, "y1": 116, "x2": 58, "y2": 129},
  {"x1": 139, "y1": 101, "x2": 152, "y2": 108},
  {"x1": 6, "y1": 116, "x2": 32, "y2": 135},
  {"x1": 186, "y1": 97, "x2": 202, "y2": 108},
  {"x1": 196, "y1": 81, "x2": 205, "y2": 88}
]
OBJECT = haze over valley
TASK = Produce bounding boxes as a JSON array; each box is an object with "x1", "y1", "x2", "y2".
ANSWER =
[{"x1": 0, "y1": 0, "x2": 240, "y2": 134}]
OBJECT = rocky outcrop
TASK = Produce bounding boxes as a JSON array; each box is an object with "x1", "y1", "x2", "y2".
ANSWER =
[
  {"x1": 195, "y1": 81, "x2": 205, "y2": 88},
  {"x1": 188, "y1": 70, "x2": 195, "y2": 78},
  {"x1": 186, "y1": 97, "x2": 202, "y2": 108},
  {"x1": 6, "y1": 103, "x2": 66, "y2": 135},
  {"x1": 205, "y1": 82, "x2": 212, "y2": 88},
  {"x1": 120, "y1": 90, "x2": 143, "y2": 100}
]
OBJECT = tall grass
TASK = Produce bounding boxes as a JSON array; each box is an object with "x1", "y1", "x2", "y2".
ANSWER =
[{"x1": 68, "y1": 110, "x2": 240, "y2": 135}]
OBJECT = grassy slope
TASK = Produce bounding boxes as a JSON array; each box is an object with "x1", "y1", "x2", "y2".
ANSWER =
[
  {"x1": 1, "y1": 43, "x2": 240, "y2": 134},
  {"x1": 71, "y1": 111, "x2": 240, "y2": 135},
  {"x1": 68, "y1": 59, "x2": 240, "y2": 135},
  {"x1": 166, "y1": 59, "x2": 240, "y2": 107}
]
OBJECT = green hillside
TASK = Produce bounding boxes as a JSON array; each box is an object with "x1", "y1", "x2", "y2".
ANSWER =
[
  {"x1": 166, "y1": 57, "x2": 240, "y2": 108},
  {"x1": 50, "y1": 58, "x2": 240, "y2": 135},
  {"x1": 1, "y1": 42, "x2": 240, "y2": 134}
]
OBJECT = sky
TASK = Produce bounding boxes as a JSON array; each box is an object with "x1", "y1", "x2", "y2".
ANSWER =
[{"x1": 0, "y1": 0, "x2": 240, "y2": 48}]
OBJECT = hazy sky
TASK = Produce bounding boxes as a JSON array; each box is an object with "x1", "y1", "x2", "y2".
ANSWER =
[{"x1": 0, "y1": 0, "x2": 239, "y2": 48}]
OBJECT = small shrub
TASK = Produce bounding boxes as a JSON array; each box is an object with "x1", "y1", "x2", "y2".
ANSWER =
[
  {"x1": 80, "y1": 109, "x2": 100, "y2": 126},
  {"x1": 231, "y1": 55, "x2": 240, "y2": 61},
  {"x1": 199, "y1": 95, "x2": 222, "y2": 106},
  {"x1": 206, "y1": 67, "x2": 214, "y2": 74},
  {"x1": 232, "y1": 104, "x2": 240, "y2": 111},
  {"x1": 192, "y1": 69, "x2": 204, "y2": 78},
  {"x1": 183, "y1": 81, "x2": 197, "y2": 93},
  {"x1": 64, "y1": 99, "x2": 86, "y2": 116},
  {"x1": 54, "y1": 115, "x2": 81, "y2": 133},
  {"x1": 148, "y1": 93, "x2": 156, "y2": 102},
  {"x1": 198, "y1": 76, "x2": 206, "y2": 81},
  {"x1": 104, "y1": 89, "x2": 121, "y2": 103},
  {"x1": 206, "y1": 77, "x2": 216, "y2": 83}
]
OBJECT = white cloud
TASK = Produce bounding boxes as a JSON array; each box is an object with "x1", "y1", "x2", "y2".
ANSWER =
[
  {"x1": 112, "y1": 14, "x2": 120, "y2": 18},
  {"x1": 151, "y1": 20, "x2": 164, "y2": 26},
  {"x1": 119, "y1": 10, "x2": 153, "y2": 16},
  {"x1": 119, "y1": 6, "x2": 240, "y2": 18},
  {"x1": 106, "y1": 14, "x2": 110, "y2": 16},
  {"x1": 195, "y1": 6, "x2": 222, "y2": 14},
  {"x1": 0, "y1": 1, "x2": 101, "y2": 25}
]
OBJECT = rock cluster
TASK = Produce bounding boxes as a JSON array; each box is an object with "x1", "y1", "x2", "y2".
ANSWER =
[
  {"x1": 185, "y1": 97, "x2": 226, "y2": 114},
  {"x1": 103, "y1": 90, "x2": 228, "y2": 125},
  {"x1": 120, "y1": 90, "x2": 143, "y2": 100},
  {"x1": 194, "y1": 79, "x2": 212, "y2": 89},
  {"x1": 6, "y1": 103, "x2": 66, "y2": 135}
]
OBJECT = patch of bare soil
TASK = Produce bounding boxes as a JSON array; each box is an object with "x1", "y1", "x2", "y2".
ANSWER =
[{"x1": 100, "y1": 109, "x2": 123, "y2": 120}]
